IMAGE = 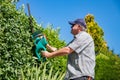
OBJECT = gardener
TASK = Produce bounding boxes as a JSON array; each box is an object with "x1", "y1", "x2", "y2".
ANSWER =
[{"x1": 42, "y1": 18, "x2": 95, "y2": 80}]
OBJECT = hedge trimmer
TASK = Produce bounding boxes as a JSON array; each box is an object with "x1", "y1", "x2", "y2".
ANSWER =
[{"x1": 27, "y1": 3, "x2": 47, "y2": 62}]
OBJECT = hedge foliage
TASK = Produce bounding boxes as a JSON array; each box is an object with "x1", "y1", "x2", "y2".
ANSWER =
[{"x1": 0, "y1": 0, "x2": 66, "y2": 79}]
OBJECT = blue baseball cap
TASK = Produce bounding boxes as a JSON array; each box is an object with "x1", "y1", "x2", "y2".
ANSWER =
[{"x1": 69, "y1": 19, "x2": 86, "y2": 28}]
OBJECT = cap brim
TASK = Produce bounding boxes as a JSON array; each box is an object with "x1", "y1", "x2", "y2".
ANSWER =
[{"x1": 68, "y1": 21, "x2": 75, "y2": 25}]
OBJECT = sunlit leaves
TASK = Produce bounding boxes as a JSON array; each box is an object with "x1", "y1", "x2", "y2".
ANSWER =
[
  {"x1": 85, "y1": 14, "x2": 120, "y2": 79},
  {"x1": 85, "y1": 14, "x2": 107, "y2": 54}
]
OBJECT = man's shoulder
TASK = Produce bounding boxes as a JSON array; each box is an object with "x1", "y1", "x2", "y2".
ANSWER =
[
  {"x1": 77, "y1": 31, "x2": 91, "y2": 38},
  {"x1": 82, "y1": 31, "x2": 90, "y2": 36},
  {"x1": 83, "y1": 32, "x2": 93, "y2": 39}
]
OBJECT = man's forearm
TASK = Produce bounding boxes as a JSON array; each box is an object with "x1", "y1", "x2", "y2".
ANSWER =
[
  {"x1": 42, "y1": 47, "x2": 74, "y2": 58},
  {"x1": 46, "y1": 44, "x2": 57, "y2": 52},
  {"x1": 48, "y1": 47, "x2": 73, "y2": 58}
]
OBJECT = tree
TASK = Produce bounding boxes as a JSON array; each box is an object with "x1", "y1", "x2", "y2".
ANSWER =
[
  {"x1": 85, "y1": 14, "x2": 108, "y2": 54},
  {"x1": 85, "y1": 14, "x2": 120, "y2": 80}
]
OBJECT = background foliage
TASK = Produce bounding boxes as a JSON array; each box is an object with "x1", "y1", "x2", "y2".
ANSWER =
[
  {"x1": 0, "y1": 0, "x2": 120, "y2": 80},
  {"x1": 85, "y1": 14, "x2": 120, "y2": 79},
  {"x1": 85, "y1": 14, "x2": 107, "y2": 54}
]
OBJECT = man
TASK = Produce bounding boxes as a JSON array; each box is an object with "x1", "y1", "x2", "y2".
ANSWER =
[{"x1": 42, "y1": 18, "x2": 95, "y2": 80}]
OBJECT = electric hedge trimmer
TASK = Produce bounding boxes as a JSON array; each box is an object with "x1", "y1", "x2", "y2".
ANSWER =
[{"x1": 27, "y1": 3, "x2": 47, "y2": 61}]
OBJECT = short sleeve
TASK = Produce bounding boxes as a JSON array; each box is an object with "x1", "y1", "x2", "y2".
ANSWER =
[{"x1": 68, "y1": 35, "x2": 93, "y2": 54}]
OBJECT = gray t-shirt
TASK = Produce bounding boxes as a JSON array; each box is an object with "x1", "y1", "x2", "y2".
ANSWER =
[{"x1": 64, "y1": 31, "x2": 95, "y2": 80}]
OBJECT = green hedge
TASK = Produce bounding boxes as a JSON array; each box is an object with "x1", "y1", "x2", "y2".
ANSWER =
[{"x1": 0, "y1": 1, "x2": 66, "y2": 79}]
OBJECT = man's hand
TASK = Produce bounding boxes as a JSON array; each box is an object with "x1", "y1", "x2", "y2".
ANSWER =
[{"x1": 41, "y1": 51, "x2": 52, "y2": 58}]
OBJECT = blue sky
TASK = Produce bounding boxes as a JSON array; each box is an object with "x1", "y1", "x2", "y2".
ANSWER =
[{"x1": 17, "y1": 0, "x2": 120, "y2": 55}]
